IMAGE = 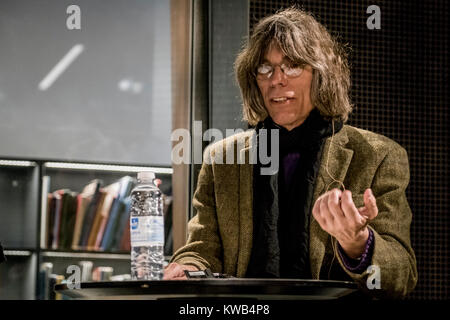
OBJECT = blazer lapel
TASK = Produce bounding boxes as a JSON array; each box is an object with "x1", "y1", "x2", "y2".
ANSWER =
[
  {"x1": 309, "y1": 126, "x2": 354, "y2": 278},
  {"x1": 233, "y1": 128, "x2": 354, "y2": 279},
  {"x1": 236, "y1": 131, "x2": 256, "y2": 277}
]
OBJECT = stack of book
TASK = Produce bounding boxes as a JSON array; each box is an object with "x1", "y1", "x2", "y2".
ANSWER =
[
  {"x1": 92, "y1": 266, "x2": 114, "y2": 281},
  {"x1": 38, "y1": 262, "x2": 131, "y2": 300},
  {"x1": 44, "y1": 176, "x2": 135, "y2": 252}
]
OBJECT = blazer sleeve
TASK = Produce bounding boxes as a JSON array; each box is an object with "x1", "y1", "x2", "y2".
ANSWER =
[
  {"x1": 334, "y1": 142, "x2": 418, "y2": 298},
  {"x1": 169, "y1": 146, "x2": 223, "y2": 272}
]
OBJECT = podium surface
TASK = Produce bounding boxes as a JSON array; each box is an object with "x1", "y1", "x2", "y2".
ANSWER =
[{"x1": 54, "y1": 278, "x2": 358, "y2": 300}]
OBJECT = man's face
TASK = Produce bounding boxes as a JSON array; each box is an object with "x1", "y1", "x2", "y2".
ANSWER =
[{"x1": 256, "y1": 44, "x2": 314, "y2": 131}]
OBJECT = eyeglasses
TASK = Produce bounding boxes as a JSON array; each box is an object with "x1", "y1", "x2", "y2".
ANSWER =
[{"x1": 255, "y1": 63, "x2": 304, "y2": 79}]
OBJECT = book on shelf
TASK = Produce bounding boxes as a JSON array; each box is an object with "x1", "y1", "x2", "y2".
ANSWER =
[
  {"x1": 45, "y1": 176, "x2": 136, "y2": 252},
  {"x1": 100, "y1": 176, "x2": 134, "y2": 251},
  {"x1": 85, "y1": 190, "x2": 107, "y2": 250},
  {"x1": 78, "y1": 180, "x2": 103, "y2": 249},
  {"x1": 116, "y1": 197, "x2": 132, "y2": 251},
  {"x1": 38, "y1": 261, "x2": 127, "y2": 300},
  {"x1": 59, "y1": 191, "x2": 78, "y2": 250},
  {"x1": 93, "y1": 182, "x2": 121, "y2": 251},
  {"x1": 38, "y1": 262, "x2": 53, "y2": 300},
  {"x1": 107, "y1": 197, "x2": 132, "y2": 252},
  {"x1": 92, "y1": 266, "x2": 114, "y2": 281},
  {"x1": 41, "y1": 176, "x2": 51, "y2": 249},
  {"x1": 119, "y1": 213, "x2": 131, "y2": 251},
  {"x1": 71, "y1": 179, "x2": 101, "y2": 250},
  {"x1": 87, "y1": 182, "x2": 121, "y2": 251},
  {"x1": 38, "y1": 263, "x2": 66, "y2": 300},
  {"x1": 51, "y1": 190, "x2": 65, "y2": 250},
  {"x1": 46, "y1": 194, "x2": 55, "y2": 248},
  {"x1": 71, "y1": 194, "x2": 90, "y2": 250},
  {"x1": 49, "y1": 274, "x2": 65, "y2": 300}
]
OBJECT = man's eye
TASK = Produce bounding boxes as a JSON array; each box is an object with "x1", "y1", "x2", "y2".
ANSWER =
[
  {"x1": 257, "y1": 64, "x2": 272, "y2": 74},
  {"x1": 284, "y1": 64, "x2": 303, "y2": 76},
  {"x1": 282, "y1": 62, "x2": 298, "y2": 69}
]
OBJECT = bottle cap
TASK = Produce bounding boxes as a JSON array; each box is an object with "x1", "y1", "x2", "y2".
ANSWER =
[{"x1": 137, "y1": 171, "x2": 155, "y2": 182}]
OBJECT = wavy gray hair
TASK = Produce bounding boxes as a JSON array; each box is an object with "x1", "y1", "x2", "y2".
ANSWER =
[{"x1": 235, "y1": 8, "x2": 352, "y2": 126}]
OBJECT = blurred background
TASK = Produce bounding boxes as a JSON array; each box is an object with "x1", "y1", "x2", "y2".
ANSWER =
[{"x1": 0, "y1": 0, "x2": 448, "y2": 300}]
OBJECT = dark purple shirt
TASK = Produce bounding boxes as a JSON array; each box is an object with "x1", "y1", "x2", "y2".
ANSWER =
[{"x1": 282, "y1": 152, "x2": 300, "y2": 187}]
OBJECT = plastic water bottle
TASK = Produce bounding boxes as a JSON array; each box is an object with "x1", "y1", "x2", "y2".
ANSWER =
[{"x1": 129, "y1": 171, "x2": 164, "y2": 280}]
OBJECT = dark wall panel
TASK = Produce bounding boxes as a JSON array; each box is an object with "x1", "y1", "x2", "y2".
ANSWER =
[
  {"x1": 211, "y1": 0, "x2": 249, "y2": 132},
  {"x1": 250, "y1": 0, "x2": 449, "y2": 300}
]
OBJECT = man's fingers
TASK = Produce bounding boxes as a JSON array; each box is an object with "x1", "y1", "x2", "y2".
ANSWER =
[
  {"x1": 314, "y1": 189, "x2": 379, "y2": 243},
  {"x1": 162, "y1": 267, "x2": 176, "y2": 280},
  {"x1": 313, "y1": 195, "x2": 332, "y2": 229},
  {"x1": 340, "y1": 190, "x2": 360, "y2": 221},
  {"x1": 163, "y1": 263, "x2": 187, "y2": 280},
  {"x1": 312, "y1": 196, "x2": 323, "y2": 222},
  {"x1": 328, "y1": 188, "x2": 344, "y2": 218},
  {"x1": 319, "y1": 194, "x2": 334, "y2": 224},
  {"x1": 363, "y1": 188, "x2": 378, "y2": 220}
]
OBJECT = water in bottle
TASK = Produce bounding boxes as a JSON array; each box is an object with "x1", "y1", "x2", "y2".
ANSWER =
[{"x1": 129, "y1": 171, "x2": 164, "y2": 280}]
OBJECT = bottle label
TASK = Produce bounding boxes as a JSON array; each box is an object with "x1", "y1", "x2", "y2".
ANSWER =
[{"x1": 130, "y1": 216, "x2": 164, "y2": 247}]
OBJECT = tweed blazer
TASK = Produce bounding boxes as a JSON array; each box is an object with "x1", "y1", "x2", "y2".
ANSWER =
[{"x1": 171, "y1": 125, "x2": 418, "y2": 298}]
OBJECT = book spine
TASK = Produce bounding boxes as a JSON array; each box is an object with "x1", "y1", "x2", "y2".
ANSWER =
[
  {"x1": 71, "y1": 195, "x2": 83, "y2": 250},
  {"x1": 100, "y1": 197, "x2": 119, "y2": 251},
  {"x1": 112, "y1": 198, "x2": 131, "y2": 251},
  {"x1": 79, "y1": 185, "x2": 101, "y2": 249},
  {"x1": 87, "y1": 192, "x2": 106, "y2": 250},
  {"x1": 40, "y1": 176, "x2": 51, "y2": 249},
  {"x1": 51, "y1": 194, "x2": 62, "y2": 250}
]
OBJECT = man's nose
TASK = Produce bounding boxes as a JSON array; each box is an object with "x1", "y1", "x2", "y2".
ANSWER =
[{"x1": 269, "y1": 66, "x2": 287, "y2": 87}]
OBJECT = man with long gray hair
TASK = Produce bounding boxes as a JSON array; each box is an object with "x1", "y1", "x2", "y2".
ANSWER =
[{"x1": 165, "y1": 7, "x2": 417, "y2": 299}]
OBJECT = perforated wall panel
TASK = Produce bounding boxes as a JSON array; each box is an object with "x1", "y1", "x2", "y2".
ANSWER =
[{"x1": 250, "y1": 0, "x2": 449, "y2": 300}]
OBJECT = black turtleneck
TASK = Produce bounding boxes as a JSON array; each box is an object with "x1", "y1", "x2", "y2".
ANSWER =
[{"x1": 246, "y1": 109, "x2": 342, "y2": 279}]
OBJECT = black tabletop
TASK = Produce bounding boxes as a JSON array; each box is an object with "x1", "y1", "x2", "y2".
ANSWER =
[{"x1": 54, "y1": 278, "x2": 358, "y2": 300}]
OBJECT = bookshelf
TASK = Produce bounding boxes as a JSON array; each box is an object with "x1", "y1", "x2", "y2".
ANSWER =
[{"x1": 0, "y1": 159, "x2": 173, "y2": 300}]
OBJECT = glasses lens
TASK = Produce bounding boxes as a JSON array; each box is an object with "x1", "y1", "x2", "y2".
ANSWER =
[
  {"x1": 257, "y1": 64, "x2": 272, "y2": 76},
  {"x1": 256, "y1": 63, "x2": 303, "y2": 79},
  {"x1": 282, "y1": 64, "x2": 303, "y2": 77}
]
